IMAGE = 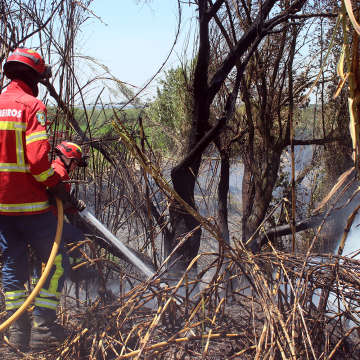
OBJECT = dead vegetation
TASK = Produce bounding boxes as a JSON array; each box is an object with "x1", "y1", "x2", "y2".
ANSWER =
[
  {"x1": 1, "y1": 0, "x2": 360, "y2": 359},
  {"x1": 2, "y1": 244, "x2": 360, "y2": 359}
]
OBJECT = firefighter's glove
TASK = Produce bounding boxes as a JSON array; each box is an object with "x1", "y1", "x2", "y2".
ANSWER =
[
  {"x1": 67, "y1": 194, "x2": 86, "y2": 212},
  {"x1": 73, "y1": 199, "x2": 86, "y2": 212},
  {"x1": 47, "y1": 178, "x2": 72, "y2": 209}
]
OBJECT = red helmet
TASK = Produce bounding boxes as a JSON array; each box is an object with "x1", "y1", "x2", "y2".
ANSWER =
[
  {"x1": 55, "y1": 141, "x2": 88, "y2": 167},
  {"x1": 3, "y1": 47, "x2": 52, "y2": 79}
]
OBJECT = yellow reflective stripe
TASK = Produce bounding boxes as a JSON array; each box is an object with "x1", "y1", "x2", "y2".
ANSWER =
[
  {"x1": 70, "y1": 143, "x2": 82, "y2": 152},
  {"x1": 0, "y1": 201, "x2": 49, "y2": 212},
  {"x1": 68, "y1": 256, "x2": 83, "y2": 264},
  {"x1": 6, "y1": 298, "x2": 25, "y2": 304},
  {"x1": 5, "y1": 290, "x2": 26, "y2": 300},
  {"x1": 6, "y1": 300, "x2": 25, "y2": 310},
  {"x1": 0, "y1": 121, "x2": 26, "y2": 131},
  {"x1": 69, "y1": 257, "x2": 84, "y2": 264},
  {"x1": 5, "y1": 290, "x2": 26, "y2": 296},
  {"x1": 15, "y1": 128, "x2": 25, "y2": 165},
  {"x1": 26, "y1": 130, "x2": 47, "y2": 145},
  {"x1": 32, "y1": 166, "x2": 54, "y2": 182},
  {"x1": 31, "y1": 278, "x2": 39, "y2": 285},
  {"x1": 0, "y1": 163, "x2": 29, "y2": 172},
  {"x1": 47, "y1": 254, "x2": 64, "y2": 296},
  {"x1": 5, "y1": 290, "x2": 26, "y2": 310},
  {"x1": 34, "y1": 298, "x2": 58, "y2": 310},
  {"x1": 0, "y1": 120, "x2": 26, "y2": 166},
  {"x1": 39, "y1": 289, "x2": 62, "y2": 299},
  {"x1": 0, "y1": 120, "x2": 26, "y2": 165}
]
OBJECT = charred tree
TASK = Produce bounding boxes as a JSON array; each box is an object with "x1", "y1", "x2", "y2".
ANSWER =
[{"x1": 166, "y1": 0, "x2": 311, "y2": 272}]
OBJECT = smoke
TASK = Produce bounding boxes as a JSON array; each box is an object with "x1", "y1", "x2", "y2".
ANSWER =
[
  {"x1": 315, "y1": 212, "x2": 360, "y2": 328},
  {"x1": 336, "y1": 212, "x2": 360, "y2": 258}
]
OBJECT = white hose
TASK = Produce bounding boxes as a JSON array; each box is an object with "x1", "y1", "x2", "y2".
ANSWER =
[{"x1": 79, "y1": 209, "x2": 155, "y2": 279}]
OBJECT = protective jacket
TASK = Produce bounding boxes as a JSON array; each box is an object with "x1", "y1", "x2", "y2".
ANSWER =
[
  {"x1": 0, "y1": 80, "x2": 60, "y2": 215},
  {"x1": 50, "y1": 158, "x2": 78, "y2": 217}
]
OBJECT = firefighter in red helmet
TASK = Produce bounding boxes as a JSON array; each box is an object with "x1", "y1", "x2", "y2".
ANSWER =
[
  {"x1": 52, "y1": 142, "x2": 97, "y2": 278},
  {"x1": 0, "y1": 47, "x2": 71, "y2": 351},
  {"x1": 32, "y1": 141, "x2": 97, "y2": 284},
  {"x1": 3, "y1": 47, "x2": 52, "y2": 97},
  {"x1": 55, "y1": 141, "x2": 88, "y2": 171}
]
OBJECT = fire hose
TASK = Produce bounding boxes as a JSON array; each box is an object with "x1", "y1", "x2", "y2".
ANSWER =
[
  {"x1": 79, "y1": 209, "x2": 155, "y2": 279},
  {"x1": 0, "y1": 196, "x2": 64, "y2": 332}
]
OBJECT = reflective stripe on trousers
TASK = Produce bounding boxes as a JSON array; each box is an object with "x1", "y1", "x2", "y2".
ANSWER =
[{"x1": 0, "y1": 212, "x2": 70, "y2": 312}]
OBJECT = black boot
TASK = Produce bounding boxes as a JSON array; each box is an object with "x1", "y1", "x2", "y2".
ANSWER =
[
  {"x1": 7, "y1": 310, "x2": 31, "y2": 352},
  {"x1": 30, "y1": 311, "x2": 68, "y2": 349}
]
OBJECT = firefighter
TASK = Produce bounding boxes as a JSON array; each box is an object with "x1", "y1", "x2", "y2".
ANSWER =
[
  {"x1": 0, "y1": 47, "x2": 72, "y2": 351},
  {"x1": 33, "y1": 141, "x2": 97, "y2": 282}
]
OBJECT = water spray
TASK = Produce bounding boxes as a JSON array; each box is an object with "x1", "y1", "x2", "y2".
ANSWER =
[{"x1": 79, "y1": 209, "x2": 156, "y2": 279}]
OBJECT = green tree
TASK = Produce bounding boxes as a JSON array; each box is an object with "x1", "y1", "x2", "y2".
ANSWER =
[{"x1": 147, "y1": 64, "x2": 194, "y2": 154}]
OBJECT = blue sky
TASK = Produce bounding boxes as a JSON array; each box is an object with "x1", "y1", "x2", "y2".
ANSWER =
[{"x1": 77, "y1": 0, "x2": 196, "y2": 101}]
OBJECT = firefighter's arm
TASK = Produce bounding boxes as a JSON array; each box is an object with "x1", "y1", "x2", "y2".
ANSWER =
[
  {"x1": 51, "y1": 162, "x2": 85, "y2": 211},
  {"x1": 24, "y1": 103, "x2": 66, "y2": 194},
  {"x1": 25, "y1": 103, "x2": 59, "y2": 187},
  {"x1": 27, "y1": 140, "x2": 60, "y2": 187},
  {"x1": 25, "y1": 102, "x2": 73, "y2": 209}
]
